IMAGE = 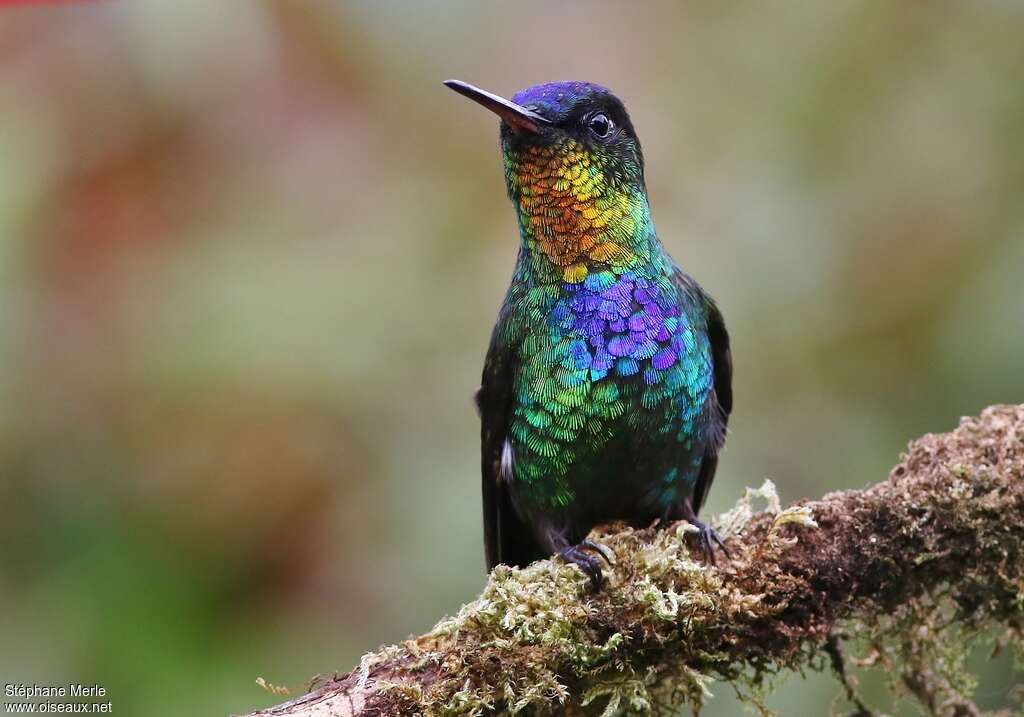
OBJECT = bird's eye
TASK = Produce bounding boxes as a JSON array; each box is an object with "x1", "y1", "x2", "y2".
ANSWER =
[{"x1": 587, "y1": 113, "x2": 613, "y2": 139}]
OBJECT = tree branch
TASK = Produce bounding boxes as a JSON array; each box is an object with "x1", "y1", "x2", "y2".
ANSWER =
[{"x1": 237, "y1": 405, "x2": 1024, "y2": 716}]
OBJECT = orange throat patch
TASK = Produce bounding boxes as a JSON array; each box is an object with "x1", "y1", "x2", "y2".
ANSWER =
[{"x1": 508, "y1": 140, "x2": 647, "y2": 284}]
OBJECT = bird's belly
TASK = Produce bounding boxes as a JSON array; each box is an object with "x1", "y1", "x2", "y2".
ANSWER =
[
  {"x1": 566, "y1": 419, "x2": 702, "y2": 524},
  {"x1": 507, "y1": 373, "x2": 708, "y2": 532}
]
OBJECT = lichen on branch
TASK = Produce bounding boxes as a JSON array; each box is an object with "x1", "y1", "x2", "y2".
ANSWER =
[{"x1": 240, "y1": 405, "x2": 1024, "y2": 717}]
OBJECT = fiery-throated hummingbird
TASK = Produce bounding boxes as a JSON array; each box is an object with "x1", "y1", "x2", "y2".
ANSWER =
[{"x1": 445, "y1": 79, "x2": 732, "y2": 586}]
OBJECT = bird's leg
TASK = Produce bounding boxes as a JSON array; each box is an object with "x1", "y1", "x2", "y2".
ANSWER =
[{"x1": 679, "y1": 501, "x2": 730, "y2": 565}]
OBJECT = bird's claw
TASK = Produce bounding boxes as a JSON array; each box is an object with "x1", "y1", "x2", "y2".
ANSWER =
[
  {"x1": 690, "y1": 520, "x2": 730, "y2": 565},
  {"x1": 580, "y1": 539, "x2": 613, "y2": 565},
  {"x1": 559, "y1": 541, "x2": 611, "y2": 589}
]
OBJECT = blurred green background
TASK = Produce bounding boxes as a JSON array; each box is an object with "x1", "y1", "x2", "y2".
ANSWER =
[{"x1": 0, "y1": 2, "x2": 1021, "y2": 715}]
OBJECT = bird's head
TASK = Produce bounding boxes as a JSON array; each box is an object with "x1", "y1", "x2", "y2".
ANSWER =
[
  {"x1": 445, "y1": 80, "x2": 652, "y2": 280},
  {"x1": 445, "y1": 79, "x2": 645, "y2": 195}
]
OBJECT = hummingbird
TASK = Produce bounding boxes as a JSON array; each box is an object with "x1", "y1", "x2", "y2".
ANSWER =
[{"x1": 445, "y1": 79, "x2": 732, "y2": 587}]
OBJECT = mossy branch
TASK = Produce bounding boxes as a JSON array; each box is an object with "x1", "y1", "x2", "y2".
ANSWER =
[{"x1": 238, "y1": 405, "x2": 1024, "y2": 717}]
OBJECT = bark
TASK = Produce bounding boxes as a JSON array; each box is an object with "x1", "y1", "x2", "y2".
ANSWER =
[{"x1": 237, "y1": 405, "x2": 1024, "y2": 717}]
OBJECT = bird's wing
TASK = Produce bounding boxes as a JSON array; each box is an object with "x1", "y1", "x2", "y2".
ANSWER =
[
  {"x1": 674, "y1": 270, "x2": 733, "y2": 514},
  {"x1": 477, "y1": 333, "x2": 541, "y2": 571}
]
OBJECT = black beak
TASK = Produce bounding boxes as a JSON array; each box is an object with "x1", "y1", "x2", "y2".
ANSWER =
[{"x1": 444, "y1": 79, "x2": 551, "y2": 134}]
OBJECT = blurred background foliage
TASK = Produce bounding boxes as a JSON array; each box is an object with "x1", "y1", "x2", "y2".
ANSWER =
[{"x1": 0, "y1": 2, "x2": 1021, "y2": 715}]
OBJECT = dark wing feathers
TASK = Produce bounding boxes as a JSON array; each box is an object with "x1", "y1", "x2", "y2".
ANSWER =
[
  {"x1": 692, "y1": 293, "x2": 732, "y2": 513},
  {"x1": 478, "y1": 341, "x2": 542, "y2": 571},
  {"x1": 673, "y1": 269, "x2": 733, "y2": 515}
]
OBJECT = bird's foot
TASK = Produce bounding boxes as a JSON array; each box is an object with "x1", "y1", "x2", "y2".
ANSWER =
[
  {"x1": 687, "y1": 519, "x2": 730, "y2": 565},
  {"x1": 559, "y1": 540, "x2": 612, "y2": 589}
]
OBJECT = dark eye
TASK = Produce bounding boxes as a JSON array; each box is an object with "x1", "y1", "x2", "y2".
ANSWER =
[{"x1": 587, "y1": 113, "x2": 613, "y2": 139}]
